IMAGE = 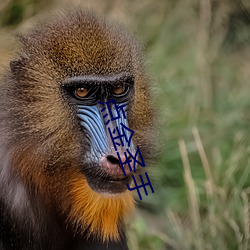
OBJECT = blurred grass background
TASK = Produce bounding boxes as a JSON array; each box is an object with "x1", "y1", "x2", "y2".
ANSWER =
[{"x1": 1, "y1": 0, "x2": 250, "y2": 249}]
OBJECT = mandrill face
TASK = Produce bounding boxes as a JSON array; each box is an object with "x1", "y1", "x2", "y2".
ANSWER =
[
  {"x1": 63, "y1": 73, "x2": 135, "y2": 194},
  {"x1": 0, "y1": 10, "x2": 153, "y2": 242}
]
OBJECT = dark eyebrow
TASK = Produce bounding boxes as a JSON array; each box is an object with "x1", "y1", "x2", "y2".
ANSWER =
[{"x1": 63, "y1": 73, "x2": 134, "y2": 86}]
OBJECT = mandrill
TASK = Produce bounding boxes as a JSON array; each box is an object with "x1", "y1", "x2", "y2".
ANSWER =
[{"x1": 0, "y1": 9, "x2": 153, "y2": 250}]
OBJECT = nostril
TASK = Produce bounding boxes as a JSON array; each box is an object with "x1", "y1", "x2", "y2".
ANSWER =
[{"x1": 106, "y1": 155, "x2": 120, "y2": 165}]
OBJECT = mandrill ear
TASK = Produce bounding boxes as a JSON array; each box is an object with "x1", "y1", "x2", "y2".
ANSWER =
[
  {"x1": 9, "y1": 34, "x2": 29, "y2": 74},
  {"x1": 9, "y1": 57, "x2": 27, "y2": 78},
  {"x1": 9, "y1": 58, "x2": 22, "y2": 73}
]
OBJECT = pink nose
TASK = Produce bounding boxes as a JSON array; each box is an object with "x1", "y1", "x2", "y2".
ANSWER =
[
  {"x1": 107, "y1": 154, "x2": 126, "y2": 164},
  {"x1": 99, "y1": 154, "x2": 131, "y2": 175}
]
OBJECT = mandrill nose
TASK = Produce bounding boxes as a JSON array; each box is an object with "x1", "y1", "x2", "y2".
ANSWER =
[
  {"x1": 99, "y1": 153, "x2": 130, "y2": 176},
  {"x1": 106, "y1": 155, "x2": 120, "y2": 165},
  {"x1": 106, "y1": 154, "x2": 127, "y2": 165}
]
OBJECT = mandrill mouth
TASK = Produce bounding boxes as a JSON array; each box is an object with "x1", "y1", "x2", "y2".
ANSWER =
[
  {"x1": 81, "y1": 154, "x2": 134, "y2": 194},
  {"x1": 82, "y1": 167, "x2": 133, "y2": 194},
  {"x1": 97, "y1": 174, "x2": 132, "y2": 193}
]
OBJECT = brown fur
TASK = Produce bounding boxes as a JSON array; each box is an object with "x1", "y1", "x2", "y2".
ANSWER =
[{"x1": 0, "y1": 10, "x2": 153, "y2": 244}]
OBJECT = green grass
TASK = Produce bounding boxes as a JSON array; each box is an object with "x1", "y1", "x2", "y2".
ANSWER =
[
  {"x1": 127, "y1": 1, "x2": 250, "y2": 249},
  {"x1": 1, "y1": 0, "x2": 250, "y2": 249}
]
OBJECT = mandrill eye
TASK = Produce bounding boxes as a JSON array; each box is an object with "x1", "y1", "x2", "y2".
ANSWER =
[
  {"x1": 75, "y1": 87, "x2": 89, "y2": 98},
  {"x1": 113, "y1": 84, "x2": 126, "y2": 95}
]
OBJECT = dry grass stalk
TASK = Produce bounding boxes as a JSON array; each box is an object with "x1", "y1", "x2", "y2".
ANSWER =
[{"x1": 179, "y1": 139, "x2": 203, "y2": 249}]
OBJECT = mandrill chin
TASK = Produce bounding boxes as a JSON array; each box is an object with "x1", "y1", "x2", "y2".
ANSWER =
[{"x1": 0, "y1": 9, "x2": 153, "y2": 250}]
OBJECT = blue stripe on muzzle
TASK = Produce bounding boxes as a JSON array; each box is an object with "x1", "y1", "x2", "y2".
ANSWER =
[
  {"x1": 78, "y1": 105, "x2": 109, "y2": 161},
  {"x1": 77, "y1": 103, "x2": 134, "y2": 162}
]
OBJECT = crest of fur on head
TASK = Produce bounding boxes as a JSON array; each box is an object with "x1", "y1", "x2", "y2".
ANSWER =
[{"x1": 0, "y1": 9, "x2": 154, "y2": 242}]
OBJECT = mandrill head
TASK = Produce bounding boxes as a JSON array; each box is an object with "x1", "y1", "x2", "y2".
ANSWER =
[{"x1": 0, "y1": 10, "x2": 153, "y2": 242}]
